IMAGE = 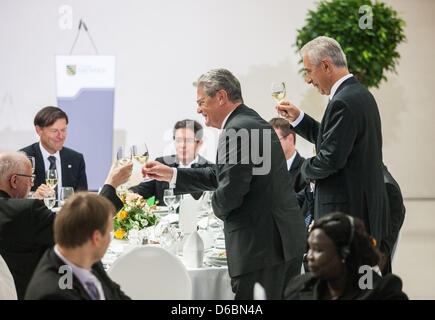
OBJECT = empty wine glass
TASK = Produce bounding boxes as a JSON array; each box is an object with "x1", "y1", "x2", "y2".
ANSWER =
[
  {"x1": 60, "y1": 187, "x2": 74, "y2": 206},
  {"x1": 163, "y1": 189, "x2": 181, "y2": 214},
  {"x1": 44, "y1": 194, "x2": 56, "y2": 210},
  {"x1": 116, "y1": 145, "x2": 132, "y2": 166},
  {"x1": 131, "y1": 143, "x2": 152, "y2": 182}
]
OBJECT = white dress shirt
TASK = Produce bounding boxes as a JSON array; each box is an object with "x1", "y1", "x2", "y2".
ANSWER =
[
  {"x1": 291, "y1": 74, "x2": 354, "y2": 127},
  {"x1": 39, "y1": 142, "x2": 63, "y2": 196},
  {"x1": 286, "y1": 151, "x2": 297, "y2": 171}
]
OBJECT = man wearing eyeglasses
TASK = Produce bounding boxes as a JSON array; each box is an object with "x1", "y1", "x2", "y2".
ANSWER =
[
  {"x1": 0, "y1": 151, "x2": 132, "y2": 299},
  {"x1": 129, "y1": 119, "x2": 213, "y2": 205},
  {"x1": 20, "y1": 106, "x2": 88, "y2": 199}
]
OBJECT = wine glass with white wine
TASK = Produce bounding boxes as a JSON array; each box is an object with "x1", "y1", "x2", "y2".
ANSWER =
[
  {"x1": 117, "y1": 145, "x2": 132, "y2": 166},
  {"x1": 131, "y1": 143, "x2": 152, "y2": 182},
  {"x1": 45, "y1": 169, "x2": 58, "y2": 198},
  {"x1": 271, "y1": 82, "x2": 286, "y2": 117}
]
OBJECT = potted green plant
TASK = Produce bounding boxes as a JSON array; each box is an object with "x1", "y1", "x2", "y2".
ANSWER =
[{"x1": 295, "y1": 0, "x2": 406, "y2": 88}]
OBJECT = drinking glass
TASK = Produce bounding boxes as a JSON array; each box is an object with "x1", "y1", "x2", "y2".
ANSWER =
[
  {"x1": 45, "y1": 169, "x2": 58, "y2": 197},
  {"x1": 116, "y1": 145, "x2": 132, "y2": 166},
  {"x1": 163, "y1": 189, "x2": 181, "y2": 214},
  {"x1": 271, "y1": 82, "x2": 286, "y2": 103},
  {"x1": 131, "y1": 143, "x2": 152, "y2": 182},
  {"x1": 59, "y1": 187, "x2": 74, "y2": 206},
  {"x1": 27, "y1": 156, "x2": 35, "y2": 174},
  {"x1": 44, "y1": 194, "x2": 56, "y2": 210}
]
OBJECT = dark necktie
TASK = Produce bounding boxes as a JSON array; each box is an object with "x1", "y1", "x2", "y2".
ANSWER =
[
  {"x1": 85, "y1": 281, "x2": 101, "y2": 300},
  {"x1": 48, "y1": 156, "x2": 58, "y2": 195}
]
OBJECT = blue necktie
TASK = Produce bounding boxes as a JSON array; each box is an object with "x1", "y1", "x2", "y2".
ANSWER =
[{"x1": 85, "y1": 281, "x2": 100, "y2": 300}]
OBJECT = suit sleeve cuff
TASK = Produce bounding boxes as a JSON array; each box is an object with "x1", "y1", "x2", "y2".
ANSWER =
[
  {"x1": 290, "y1": 111, "x2": 305, "y2": 127},
  {"x1": 170, "y1": 168, "x2": 177, "y2": 188}
]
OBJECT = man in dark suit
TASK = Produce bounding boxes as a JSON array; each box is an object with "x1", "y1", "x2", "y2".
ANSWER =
[
  {"x1": 20, "y1": 106, "x2": 87, "y2": 199},
  {"x1": 144, "y1": 69, "x2": 307, "y2": 299},
  {"x1": 25, "y1": 193, "x2": 130, "y2": 300},
  {"x1": 269, "y1": 118, "x2": 307, "y2": 194},
  {"x1": 277, "y1": 36, "x2": 389, "y2": 248},
  {"x1": 129, "y1": 119, "x2": 212, "y2": 205},
  {"x1": 381, "y1": 164, "x2": 406, "y2": 275},
  {"x1": 0, "y1": 151, "x2": 132, "y2": 299}
]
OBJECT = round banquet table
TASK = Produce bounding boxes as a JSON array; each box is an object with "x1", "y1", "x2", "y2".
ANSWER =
[{"x1": 102, "y1": 238, "x2": 234, "y2": 300}]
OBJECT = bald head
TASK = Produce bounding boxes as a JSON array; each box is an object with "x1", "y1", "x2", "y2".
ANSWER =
[{"x1": 0, "y1": 151, "x2": 33, "y2": 198}]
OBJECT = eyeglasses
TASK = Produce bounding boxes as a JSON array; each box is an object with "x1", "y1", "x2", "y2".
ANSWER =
[{"x1": 15, "y1": 173, "x2": 35, "y2": 183}]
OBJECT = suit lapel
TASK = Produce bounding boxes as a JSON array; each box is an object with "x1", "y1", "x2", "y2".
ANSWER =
[
  {"x1": 33, "y1": 143, "x2": 46, "y2": 189},
  {"x1": 59, "y1": 149, "x2": 70, "y2": 188}
]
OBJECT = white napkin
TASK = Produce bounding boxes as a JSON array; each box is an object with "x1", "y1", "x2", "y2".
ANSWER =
[{"x1": 183, "y1": 231, "x2": 204, "y2": 268}]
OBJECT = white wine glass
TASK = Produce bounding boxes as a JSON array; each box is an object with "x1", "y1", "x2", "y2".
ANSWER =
[
  {"x1": 131, "y1": 143, "x2": 152, "y2": 182},
  {"x1": 45, "y1": 169, "x2": 58, "y2": 197},
  {"x1": 271, "y1": 82, "x2": 287, "y2": 118},
  {"x1": 116, "y1": 145, "x2": 132, "y2": 166},
  {"x1": 271, "y1": 82, "x2": 286, "y2": 103}
]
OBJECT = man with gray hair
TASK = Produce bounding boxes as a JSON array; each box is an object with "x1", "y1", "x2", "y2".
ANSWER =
[
  {"x1": 144, "y1": 68, "x2": 307, "y2": 299},
  {"x1": 0, "y1": 151, "x2": 132, "y2": 299},
  {"x1": 276, "y1": 36, "x2": 389, "y2": 256}
]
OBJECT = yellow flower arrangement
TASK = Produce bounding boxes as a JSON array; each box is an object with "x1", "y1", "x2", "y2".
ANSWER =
[{"x1": 113, "y1": 192, "x2": 158, "y2": 240}]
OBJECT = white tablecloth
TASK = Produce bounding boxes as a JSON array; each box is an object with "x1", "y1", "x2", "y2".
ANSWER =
[{"x1": 103, "y1": 239, "x2": 234, "y2": 300}]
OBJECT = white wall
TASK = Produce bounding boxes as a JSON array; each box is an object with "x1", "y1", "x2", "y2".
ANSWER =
[{"x1": 0, "y1": 0, "x2": 433, "y2": 197}]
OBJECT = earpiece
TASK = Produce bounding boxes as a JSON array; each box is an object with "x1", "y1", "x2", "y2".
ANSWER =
[{"x1": 340, "y1": 215, "x2": 355, "y2": 261}]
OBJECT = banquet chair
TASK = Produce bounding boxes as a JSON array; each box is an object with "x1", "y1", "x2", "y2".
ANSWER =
[
  {"x1": 107, "y1": 245, "x2": 192, "y2": 299},
  {"x1": 0, "y1": 253, "x2": 17, "y2": 300}
]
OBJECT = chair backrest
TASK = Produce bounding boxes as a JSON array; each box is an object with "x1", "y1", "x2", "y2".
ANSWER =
[
  {"x1": 0, "y1": 253, "x2": 17, "y2": 300},
  {"x1": 107, "y1": 245, "x2": 192, "y2": 300}
]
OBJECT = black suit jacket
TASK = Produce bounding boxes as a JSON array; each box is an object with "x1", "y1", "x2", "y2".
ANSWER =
[
  {"x1": 289, "y1": 151, "x2": 307, "y2": 194},
  {"x1": 24, "y1": 247, "x2": 130, "y2": 300},
  {"x1": 20, "y1": 142, "x2": 88, "y2": 192},
  {"x1": 381, "y1": 164, "x2": 405, "y2": 256},
  {"x1": 284, "y1": 272, "x2": 408, "y2": 300},
  {"x1": 173, "y1": 104, "x2": 307, "y2": 278},
  {"x1": 0, "y1": 185, "x2": 122, "y2": 300},
  {"x1": 129, "y1": 154, "x2": 213, "y2": 205},
  {"x1": 293, "y1": 77, "x2": 389, "y2": 244}
]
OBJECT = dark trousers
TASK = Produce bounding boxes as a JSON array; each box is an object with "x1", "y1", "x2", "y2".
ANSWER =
[{"x1": 231, "y1": 257, "x2": 302, "y2": 300}]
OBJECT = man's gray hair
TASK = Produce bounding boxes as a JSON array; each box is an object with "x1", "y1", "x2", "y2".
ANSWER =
[
  {"x1": 0, "y1": 152, "x2": 28, "y2": 184},
  {"x1": 300, "y1": 36, "x2": 347, "y2": 68},
  {"x1": 196, "y1": 68, "x2": 243, "y2": 103}
]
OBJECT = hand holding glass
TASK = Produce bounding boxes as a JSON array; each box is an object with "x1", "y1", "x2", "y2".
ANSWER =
[{"x1": 131, "y1": 143, "x2": 152, "y2": 181}]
